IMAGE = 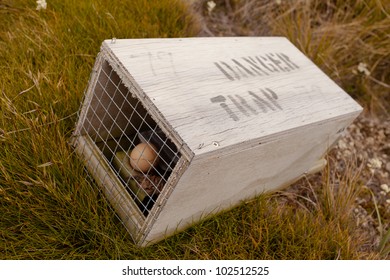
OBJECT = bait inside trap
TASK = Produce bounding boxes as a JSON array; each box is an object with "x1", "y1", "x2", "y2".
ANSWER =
[
  {"x1": 71, "y1": 37, "x2": 362, "y2": 246},
  {"x1": 79, "y1": 60, "x2": 181, "y2": 216}
]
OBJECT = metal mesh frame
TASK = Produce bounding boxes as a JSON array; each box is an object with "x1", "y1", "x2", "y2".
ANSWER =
[{"x1": 72, "y1": 57, "x2": 183, "y2": 242}]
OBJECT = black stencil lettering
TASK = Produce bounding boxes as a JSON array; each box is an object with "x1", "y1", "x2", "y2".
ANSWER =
[
  {"x1": 211, "y1": 88, "x2": 283, "y2": 121},
  {"x1": 210, "y1": 95, "x2": 226, "y2": 103},
  {"x1": 236, "y1": 95, "x2": 258, "y2": 115},
  {"x1": 260, "y1": 55, "x2": 279, "y2": 72},
  {"x1": 266, "y1": 53, "x2": 285, "y2": 72},
  {"x1": 214, "y1": 62, "x2": 235, "y2": 81},
  {"x1": 242, "y1": 57, "x2": 269, "y2": 76},
  {"x1": 234, "y1": 64, "x2": 249, "y2": 78},
  {"x1": 277, "y1": 53, "x2": 300, "y2": 70},
  {"x1": 210, "y1": 95, "x2": 239, "y2": 121},
  {"x1": 248, "y1": 91, "x2": 267, "y2": 113},
  {"x1": 214, "y1": 52, "x2": 300, "y2": 81},
  {"x1": 228, "y1": 95, "x2": 250, "y2": 116},
  {"x1": 262, "y1": 88, "x2": 282, "y2": 110},
  {"x1": 232, "y1": 59, "x2": 256, "y2": 77},
  {"x1": 221, "y1": 62, "x2": 241, "y2": 80},
  {"x1": 221, "y1": 103, "x2": 239, "y2": 121},
  {"x1": 254, "y1": 56, "x2": 274, "y2": 73},
  {"x1": 250, "y1": 90, "x2": 276, "y2": 111},
  {"x1": 267, "y1": 87, "x2": 278, "y2": 99}
]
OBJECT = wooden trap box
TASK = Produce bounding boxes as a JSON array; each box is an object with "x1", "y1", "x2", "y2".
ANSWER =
[{"x1": 71, "y1": 37, "x2": 362, "y2": 246}]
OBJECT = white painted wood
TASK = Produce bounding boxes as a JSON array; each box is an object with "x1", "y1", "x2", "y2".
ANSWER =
[
  {"x1": 71, "y1": 135, "x2": 145, "y2": 241},
  {"x1": 143, "y1": 115, "x2": 354, "y2": 245},
  {"x1": 103, "y1": 37, "x2": 362, "y2": 157},
  {"x1": 72, "y1": 37, "x2": 363, "y2": 246}
]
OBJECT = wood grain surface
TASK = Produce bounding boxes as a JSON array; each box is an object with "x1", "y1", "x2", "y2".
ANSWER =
[{"x1": 103, "y1": 37, "x2": 362, "y2": 157}]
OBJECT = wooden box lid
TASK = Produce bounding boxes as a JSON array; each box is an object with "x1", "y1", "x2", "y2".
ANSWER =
[{"x1": 102, "y1": 37, "x2": 362, "y2": 157}]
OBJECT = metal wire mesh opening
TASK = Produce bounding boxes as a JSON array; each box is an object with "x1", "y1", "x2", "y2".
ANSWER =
[{"x1": 79, "y1": 60, "x2": 182, "y2": 217}]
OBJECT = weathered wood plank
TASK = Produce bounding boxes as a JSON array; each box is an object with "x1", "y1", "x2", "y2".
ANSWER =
[
  {"x1": 71, "y1": 135, "x2": 145, "y2": 241},
  {"x1": 104, "y1": 37, "x2": 362, "y2": 157},
  {"x1": 144, "y1": 115, "x2": 353, "y2": 245}
]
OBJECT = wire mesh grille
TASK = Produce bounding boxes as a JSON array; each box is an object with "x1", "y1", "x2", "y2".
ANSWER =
[{"x1": 78, "y1": 60, "x2": 182, "y2": 219}]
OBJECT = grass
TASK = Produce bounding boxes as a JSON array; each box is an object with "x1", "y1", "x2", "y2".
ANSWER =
[
  {"x1": 369, "y1": 188, "x2": 390, "y2": 258},
  {"x1": 0, "y1": 0, "x2": 387, "y2": 259},
  {"x1": 271, "y1": 0, "x2": 390, "y2": 115},
  {"x1": 162, "y1": 161, "x2": 372, "y2": 260}
]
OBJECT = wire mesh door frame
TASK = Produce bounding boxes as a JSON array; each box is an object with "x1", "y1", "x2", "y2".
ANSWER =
[{"x1": 71, "y1": 51, "x2": 191, "y2": 243}]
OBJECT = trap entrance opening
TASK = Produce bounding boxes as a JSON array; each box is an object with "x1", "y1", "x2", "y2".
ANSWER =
[{"x1": 80, "y1": 60, "x2": 182, "y2": 217}]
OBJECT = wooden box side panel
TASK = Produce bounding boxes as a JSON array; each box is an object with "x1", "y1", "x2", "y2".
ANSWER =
[
  {"x1": 142, "y1": 114, "x2": 358, "y2": 245},
  {"x1": 71, "y1": 135, "x2": 145, "y2": 242}
]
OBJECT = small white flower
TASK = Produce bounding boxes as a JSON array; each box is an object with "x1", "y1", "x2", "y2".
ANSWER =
[
  {"x1": 380, "y1": 184, "x2": 389, "y2": 194},
  {"x1": 36, "y1": 0, "x2": 47, "y2": 11},
  {"x1": 357, "y1": 62, "x2": 371, "y2": 76},
  {"x1": 367, "y1": 158, "x2": 382, "y2": 170},
  {"x1": 207, "y1": 1, "x2": 216, "y2": 14}
]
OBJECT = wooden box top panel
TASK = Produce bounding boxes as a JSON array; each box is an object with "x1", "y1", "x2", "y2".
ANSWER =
[{"x1": 102, "y1": 37, "x2": 362, "y2": 156}]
